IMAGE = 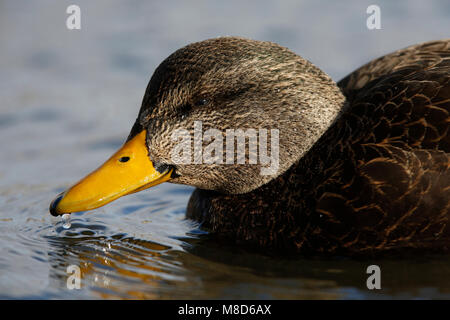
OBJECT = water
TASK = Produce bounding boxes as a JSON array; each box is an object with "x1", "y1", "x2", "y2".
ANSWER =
[
  {"x1": 61, "y1": 214, "x2": 71, "y2": 229},
  {"x1": 1, "y1": 0, "x2": 450, "y2": 299}
]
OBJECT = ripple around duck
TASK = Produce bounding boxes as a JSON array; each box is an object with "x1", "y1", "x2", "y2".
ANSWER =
[
  {"x1": 5, "y1": 193, "x2": 450, "y2": 300},
  {"x1": 6, "y1": 184, "x2": 450, "y2": 299},
  {"x1": 42, "y1": 239, "x2": 179, "y2": 298},
  {"x1": 25, "y1": 204, "x2": 200, "y2": 298},
  {"x1": 0, "y1": 182, "x2": 200, "y2": 299}
]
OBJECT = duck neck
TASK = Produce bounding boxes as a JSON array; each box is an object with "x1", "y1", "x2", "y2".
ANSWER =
[{"x1": 186, "y1": 88, "x2": 351, "y2": 251}]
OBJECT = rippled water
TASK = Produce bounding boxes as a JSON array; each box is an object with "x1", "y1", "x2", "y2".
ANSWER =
[{"x1": 1, "y1": 0, "x2": 450, "y2": 299}]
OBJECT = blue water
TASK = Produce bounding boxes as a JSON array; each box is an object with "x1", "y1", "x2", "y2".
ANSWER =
[{"x1": 1, "y1": 0, "x2": 450, "y2": 299}]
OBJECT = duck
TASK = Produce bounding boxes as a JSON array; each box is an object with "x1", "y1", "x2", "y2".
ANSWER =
[{"x1": 50, "y1": 37, "x2": 450, "y2": 255}]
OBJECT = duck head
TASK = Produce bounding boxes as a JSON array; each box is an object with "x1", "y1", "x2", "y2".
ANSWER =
[{"x1": 50, "y1": 37, "x2": 345, "y2": 216}]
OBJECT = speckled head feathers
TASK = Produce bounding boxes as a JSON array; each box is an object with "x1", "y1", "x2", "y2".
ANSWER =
[{"x1": 131, "y1": 37, "x2": 346, "y2": 194}]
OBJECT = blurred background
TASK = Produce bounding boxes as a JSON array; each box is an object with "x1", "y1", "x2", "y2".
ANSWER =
[{"x1": 0, "y1": 0, "x2": 449, "y2": 299}]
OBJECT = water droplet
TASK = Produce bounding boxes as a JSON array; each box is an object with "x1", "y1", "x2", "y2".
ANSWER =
[{"x1": 62, "y1": 214, "x2": 71, "y2": 229}]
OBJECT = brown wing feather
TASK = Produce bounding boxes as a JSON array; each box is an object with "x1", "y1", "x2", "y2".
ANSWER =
[
  {"x1": 315, "y1": 145, "x2": 450, "y2": 253},
  {"x1": 338, "y1": 39, "x2": 450, "y2": 152},
  {"x1": 339, "y1": 39, "x2": 450, "y2": 96},
  {"x1": 309, "y1": 39, "x2": 450, "y2": 253}
]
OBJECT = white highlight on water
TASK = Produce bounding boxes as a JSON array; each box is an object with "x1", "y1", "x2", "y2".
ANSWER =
[{"x1": 62, "y1": 214, "x2": 71, "y2": 229}]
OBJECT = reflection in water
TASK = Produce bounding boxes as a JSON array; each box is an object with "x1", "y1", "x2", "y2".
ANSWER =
[
  {"x1": 45, "y1": 218, "x2": 186, "y2": 299},
  {"x1": 44, "y1": 221, "x2": 339, "y2": 299},
  {"x1": 39, "y1": 216, "x2": 450, "y2": 299}
]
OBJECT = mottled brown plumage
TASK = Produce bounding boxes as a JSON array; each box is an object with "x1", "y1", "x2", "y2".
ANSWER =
[{"x1": 132, "y1": 37, "x2": 450, "y2": 255}]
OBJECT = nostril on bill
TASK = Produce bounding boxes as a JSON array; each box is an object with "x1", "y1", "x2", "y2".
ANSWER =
[{"x1": 118, "y1": 156, "x2": 130, "y2": 163}]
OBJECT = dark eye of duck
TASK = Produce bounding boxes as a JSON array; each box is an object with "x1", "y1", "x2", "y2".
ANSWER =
[
  {"x1": 118, "y1": 156, "x2": 130, "y2": 163},
  {"x1": 195, "y1": 99, "x2": 208, "y2": 106},
  {"x1": 177, "y1": 99, "x2": 208, "y2": 120}
]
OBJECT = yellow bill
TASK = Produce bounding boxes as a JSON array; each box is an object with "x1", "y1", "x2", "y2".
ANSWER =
[{"x1": 49, "y1": 130, "x2": 172, "y2": 216}]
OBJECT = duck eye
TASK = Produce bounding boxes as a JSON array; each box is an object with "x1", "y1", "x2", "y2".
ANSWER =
[
  {"x1": 196, "y1": 99, "x2": 208, "y2": 106},
  {"x1": 118, "y1": 156, "x2": 130, "y2": 163}
]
